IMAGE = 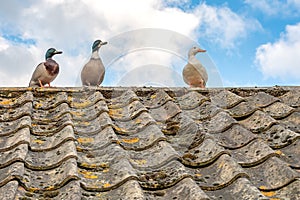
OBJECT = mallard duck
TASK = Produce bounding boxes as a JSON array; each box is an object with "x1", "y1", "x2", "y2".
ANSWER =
[
  {"x1": 81, "y1": 39, "x2": 107, "y2": 86},
  {"x1": 29, "y1": 48, "x2": 62, "y2": 87},
  {"x1": 182, "y1": 46, "x2": 208, "y2": 88}
]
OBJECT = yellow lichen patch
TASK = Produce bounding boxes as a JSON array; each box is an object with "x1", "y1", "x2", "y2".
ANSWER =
[
  {"x1": 113, "y1": 126, "x2": 128, "y2": 133},
  {"x1": 150, "y1": 94, "x2": 157, "y2": 99},
  {"x1": 22, "y1": 178, "x2": 29, "y2": 183},
  {"x1": 80, "y1": 162, "x2": 97, "y2": 168},
  {"x1": 33, "y1": 139, "x2": 44, "y2": 144},
  {"x1": 103, "y1": 168, "x2": 109, "y2": 173},
  {"x1": 45, "y1": 186, "x2": 55, "y2": 191},
  {"x1": 76, "y1": 121, "x2": 91, "y2": 126},
  {"x1": 122, "y1": 137, "x2": 139, "y2": 144},
  {"x1": 96, "y1": 193, "x2": 104, "y2": 197},
  {"x1": 85, "y1": 174, "x2": 98, "y2": 179},
  {"x1": 78, "y1": 169, "x2": 98, "y2": 179},
  {"x1": 27, "y1": 187, "x2": 40, "y2": 193},
  {"x1": 0, "y1": 99, "x2": 14, "y2": 105},
  {"x1": 135, "y1": 118, "x2": 142, "y2": 124},
  {"x1": 67, "y1": 96, "x2": 73, "y2": 102},
  {"x1": 76, "y1": 146, "x2": 84, "y2": 152},
  {"x1": 259, "y1": 186, "x2": 268, "y2": 190},
  {"x1": 17, "y1": 186, "x2": 26, "y2": 192},
  {"x1": 131, "y1": 159, "x2": 147, "y2": 166},
  {"x1": 114, "y1": 140, "x2": 121, "y2": 145},
  {"x1": 34, "y1": 103, "x2": 43, "y2": 109},
  {"x1": 218, "y1": 161, "x2": 225, "y2": 169},
  {"x1": 261, "y1": 190, "x2": 276, "y2": 197},
  {"x1": 195, "y1": 173, "x2": 202, "y2": 177},
  {"x1": 109, "y1": 109, "x2": 124, "y2": 118},
  {"x1": 79, "y1": 162, "x2": 110, "y2": 170},
  {"x1": 77, "y1": 137, "x2": 94, "y2": 144},
  {"x1": 71, "y1": 100, "x2": 92, "y2": 108},
  {"x1": 103, "y1": 183, "x2": 111, "y2": 188},
  {"x1": 82, "y1": 121, "x2": 91, "y2": 126},
  {"x1": 99, "y1": 162, "x2": 109, "y2": 168},
  {"x1": 275, "y1": 150, "x2": 284, "y2": 156},
  {"x1": 70, "y1": 111, "x2": 84, "y2": 117}
]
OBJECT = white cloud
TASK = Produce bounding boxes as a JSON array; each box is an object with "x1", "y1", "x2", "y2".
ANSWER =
[
  {"x1": 0, "y1": 41, "x2": 37, "y2": 86},
  {"x1": 0, "y1": 36, "x2": 9, "y2": 51},
  {"x1": 245, "y1": 0, "x2": 300, "y2": 16},
  {"x1": 0, "y1": 0, "x2": 199, "y2": 87},
  {"x1": 193, "y1": 3, "x2": 261, "y2": 49},
  {"x1": 244, "y1": 0, "x2": 282, "y2": 15},
  {"x1": 104, "y1": 49, "x2": 186, "y2": 86},
  {"x1": 289, "y1": 0, "x2": 300, "y2": 7},
  {"x1": 0, "y1": 0, "x2": 256, "y2": 87},
  {"x1": 164, "y1": 0, "x2": 189, "y2": 4},
  {"x1": 162, "y1": 0, "x2": 190, "y2": 8},
  {"x1": 255, "y1": 23, "x2": 300, "y2": 81}
]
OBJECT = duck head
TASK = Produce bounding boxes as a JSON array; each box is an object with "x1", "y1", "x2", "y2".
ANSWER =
[
  {"x1": 188, "y1": 46, "x2": 206, "y2": 57},
  {"x1": 45, "y1": 48, "x2": 63, "y2": 60},
  {"x1": 92, "y1": 39, "x2": 108, "y2": 52}
]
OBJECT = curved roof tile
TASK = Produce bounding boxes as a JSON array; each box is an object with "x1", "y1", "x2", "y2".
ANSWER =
[{"x1": 0, "y1": 86, "x2": 299, "y2": 199}]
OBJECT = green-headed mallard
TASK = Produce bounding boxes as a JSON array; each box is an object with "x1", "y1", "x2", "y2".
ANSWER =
[
  {"x1": 29, "y1": 48, "x2": 62, "y2": 87},
  {"x1": 81, "y1": 39, "x2": 107, "y2": 86}
]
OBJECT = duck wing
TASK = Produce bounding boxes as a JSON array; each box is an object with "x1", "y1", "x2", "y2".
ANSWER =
[
  {"x1": 191, "y1": 61, "x2": 208, "y2": 83},
  {"x1": 29, "y1": 63, "x2": 45, "y2": 86},
  {"x1": 183, "y1": 62, "x2": 208, "y2": 87}
]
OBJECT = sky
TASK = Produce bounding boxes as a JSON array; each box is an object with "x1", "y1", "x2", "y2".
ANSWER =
[{"x1": 0, "y1": 0, "x2": 300, "y2": 87}]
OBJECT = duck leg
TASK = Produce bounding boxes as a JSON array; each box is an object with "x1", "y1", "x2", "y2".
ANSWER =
[{"x1": 38, "y1": 80, "x2": 44, "y2": 88}]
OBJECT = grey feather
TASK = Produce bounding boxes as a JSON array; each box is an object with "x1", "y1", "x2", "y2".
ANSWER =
[{"x1": 81, "y1": 58, "x2": 105, "y2": 86}]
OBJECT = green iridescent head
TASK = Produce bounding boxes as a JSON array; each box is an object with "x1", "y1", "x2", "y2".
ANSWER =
[
  {"x1": 45, "y1": 48, "x2": 62, "y2": 59},
  {"x1": 92, "y1": 40, "x2": 107, "y2": 52}
]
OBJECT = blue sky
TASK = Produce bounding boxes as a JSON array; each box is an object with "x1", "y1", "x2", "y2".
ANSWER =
[{"x1": 0, "y1": 0, "x2": 300, "y2": 87}]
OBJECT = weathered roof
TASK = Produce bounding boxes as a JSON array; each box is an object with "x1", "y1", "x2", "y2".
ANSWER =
[{"x1": 0, "y1": 86, "x2": 299, "y2": 200}]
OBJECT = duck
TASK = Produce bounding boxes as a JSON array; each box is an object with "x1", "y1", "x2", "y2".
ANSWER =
[
  {"x1": 81, "y1": 39, "x2": 107, "y2": 86},
  {"x1": 29, "y1": 48, "x2": 62, "y2": 87},
  {"x1": 182, "y1": 46, "x2": 208, "y2": 88}
]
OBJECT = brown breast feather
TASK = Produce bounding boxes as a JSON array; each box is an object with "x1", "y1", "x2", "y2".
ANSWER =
[{"x1": 44, "y1": 59, "x2": 59, "y2": 76}]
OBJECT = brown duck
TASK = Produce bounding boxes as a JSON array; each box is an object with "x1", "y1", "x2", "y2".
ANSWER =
[{"x1": 29, "y1": 48, "x2": 62, "y2": 87}]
